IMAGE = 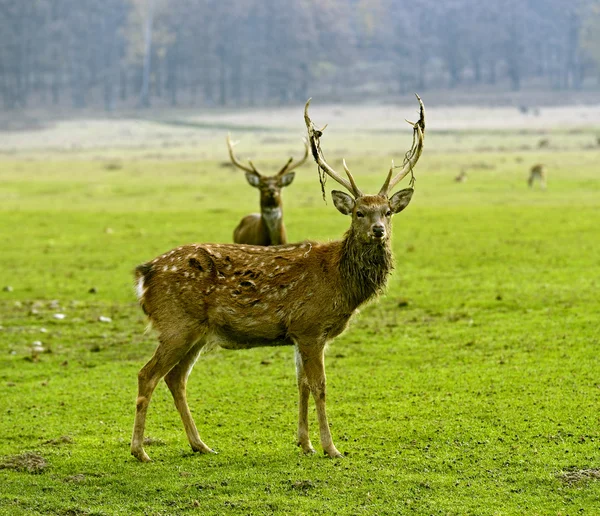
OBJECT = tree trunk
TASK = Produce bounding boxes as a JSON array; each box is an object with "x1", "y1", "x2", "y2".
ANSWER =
[{"x1": 139, "y1": 0, "x2": 155, "y2": 108}]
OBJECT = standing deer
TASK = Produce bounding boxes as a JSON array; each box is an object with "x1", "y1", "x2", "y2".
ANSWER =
[
  {"x1": 528, "y1": 164, "x2": 546, "y2": 189},
  {"x1": 227, "y1": 134, "x2": 308, "y2": 246},
  {"x1": 454, "y1": 169, "x2": 467, "y2": 183},
  {"x1": 130, "y1": 96, "x2": 425, "y2": 462}
]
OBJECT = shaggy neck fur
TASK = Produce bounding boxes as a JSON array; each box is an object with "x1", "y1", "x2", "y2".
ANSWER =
[{"x1": 339, "y1": 227, "x2": 394, "y2": 310}]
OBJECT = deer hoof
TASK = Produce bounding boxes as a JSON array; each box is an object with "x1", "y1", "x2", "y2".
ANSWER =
[
  {"x1": 323, "y1": 447, "x2": 343, "y2": 459},
  {"x1": 131, "y1": 448, "x2": 152, "y2": 463},
  {"x1": 298, "y1": 440, "x2": 316, "y2": 454},
  {"x1": 191, "y1": 444, "x2": 217, "y2": 454}
]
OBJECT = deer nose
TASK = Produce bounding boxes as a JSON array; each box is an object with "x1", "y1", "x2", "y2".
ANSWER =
[{"x1": 372, "y1": 225, "x2": 385, "y2": 238}]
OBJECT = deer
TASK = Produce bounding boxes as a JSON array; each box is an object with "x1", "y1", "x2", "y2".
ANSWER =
[
  {"x1": 227, "y1": 134, "x2": 309, "y2": 246},
  {"x1": 454, "y1": 169, "x2": 467, "y2": 183},
  {"x1": 130, "y1": 95, "x2": 425, "y2": 463},
  {"x1": 528, "y1": 163, "x2": 546, "y2": 189}
]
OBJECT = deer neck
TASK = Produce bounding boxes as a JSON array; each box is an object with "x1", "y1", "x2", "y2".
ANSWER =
[
  {"x1": 339, "y1": 228, "x2": 394, "y2": 309},
  {"x1": 261, "y1": 205, "x2": 284, "y2": 245}
]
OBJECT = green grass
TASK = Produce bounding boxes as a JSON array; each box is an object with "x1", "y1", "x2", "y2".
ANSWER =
[{"x1": 0, "y1": 138, "x2": 599, "y2": 515}]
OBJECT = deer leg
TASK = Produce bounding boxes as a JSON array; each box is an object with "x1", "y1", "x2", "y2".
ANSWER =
[
  {"x1": 164, "y1": 342, "x2": 215, "y2": 455},
  {"x1": 298, "y1": 345, "x2": 343, "y2": 458},
  {"x1": 295, "y1": 347, "x2": 316, "y2": 454},
  {"x1": 131, "y1": 330, "x2": 201, "y2": 462}
]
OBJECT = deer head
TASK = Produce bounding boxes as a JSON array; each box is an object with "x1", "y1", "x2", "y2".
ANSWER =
[
  {"x1": 226, "y1": 134, "x2": 308, "y2": 209},
  {"x1": 304, "y1": 94, "x2": 425, "y2": 244}
]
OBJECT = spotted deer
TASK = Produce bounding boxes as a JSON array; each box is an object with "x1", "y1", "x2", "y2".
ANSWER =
[
  {"x1": 528, "y1": 164, "x2": 546, "y2": 189},
  {"x1": 227, "y1": 134, "x2": 308, "y2": 246},
  {"x1": 130, "y1": 96, "x2": 425, "y2": 462}
]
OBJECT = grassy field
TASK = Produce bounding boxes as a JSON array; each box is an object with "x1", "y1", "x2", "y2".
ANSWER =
[{"x1": 0, "y1": 110, "x2": 599, "y2": 515}]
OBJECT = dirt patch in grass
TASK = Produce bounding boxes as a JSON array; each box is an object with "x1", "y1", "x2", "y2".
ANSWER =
[
  {"x1": 290, "y1": 479, "x2": 315, "y2": 491},
  {"x1": 558, "y1": 469, "x2": 600, "y2": 485},
  {"x1": 143, "y1": 436, "x2": 166, "y2": 446},
  {"x1": 0, "y1": 452, "x2": 48, "y2": 473},
  {"x1": 64, "y1": 474, "x2": 86, "y2": 483},
  {"x1": 43, "y1": 435, "x2": 73, "y2": 446}
]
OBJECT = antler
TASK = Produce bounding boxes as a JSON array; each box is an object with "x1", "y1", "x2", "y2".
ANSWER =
[
  {"x1": 304, "y1": 99, "x2": 363, "y2": 198},
  {"x1": 378, "y1": 94, "x2": 426, "y2": 196},
  {"x1": 226, "y1": 133, "x2": 260, "y2": 175},
  {"x1": 276, "y1": 139, "x2": 309, "y2": 176}
]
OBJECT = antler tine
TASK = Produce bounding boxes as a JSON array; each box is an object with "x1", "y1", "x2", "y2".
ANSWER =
[
  {"x1": 226, "y1": 133, "x2": 260, "y2": 175},
  {"x1": 379, "y1": 94, "x2": 426, "y2": 196},
  {"x1": 276, "y1": 138, "x2": 309, "y2": 176},
  {"x1": 342, "y1": 159, "x2": 364, "y2": 197},
  {"x1": 276, "y1": 157, "x2": 294, "y2": 176},
  {"x1": 304, "y1": 98, "x2": 361, "y2": 197}
]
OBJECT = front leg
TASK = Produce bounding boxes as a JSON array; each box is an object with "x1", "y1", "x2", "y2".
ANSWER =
[{"x1": 297, "y1": 344, "x2": 343, "y2": 458}]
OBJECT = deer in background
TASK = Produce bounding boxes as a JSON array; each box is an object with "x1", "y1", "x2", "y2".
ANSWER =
[
  {"x1": 454, "y1": 169, "x2": 467, "y2": 183},
  {"x1": 528, "y1": 163, "x2": 546, "y2": 189},
  {"x1": 130, "y1": 96, "x2": 425, "y2": 462},
  {"x1": 227, "y1": 134, "x2": 308, "y2": 246}
]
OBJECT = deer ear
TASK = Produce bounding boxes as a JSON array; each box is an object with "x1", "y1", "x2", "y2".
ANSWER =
[
  {"x1": 389, "y1": 188, "x2": 414, "y2": 214},
  {"x1": 245, "y1": 172, "x2": 261, "y2": 187},
  {"x1": 331, "y1": 190, "x2": 355, "y2": 215},
  {"x1": 279, "y1": 171, "x2": 295, "y2": 187}
]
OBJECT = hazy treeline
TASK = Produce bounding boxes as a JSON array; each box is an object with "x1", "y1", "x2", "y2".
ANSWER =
[{"x1": 1, "y1": 0, "x2": 600, "y2": 112}]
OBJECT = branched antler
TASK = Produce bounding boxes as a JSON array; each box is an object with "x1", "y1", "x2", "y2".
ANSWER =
[
  {"x1": 226, "y1": 133, "x2": 260, "y2": 175},
  {"x1": 304, "y1": 99, "x2": 363, "y2": 199},
  {"x1": 378, "y1": 94, "x2": 426, "y2": 196}
]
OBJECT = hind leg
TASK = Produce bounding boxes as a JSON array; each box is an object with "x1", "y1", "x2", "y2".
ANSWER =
[
  {"x1": 131, "y1": 329, "x2": 201, "y2": 462},
  {"x1": 164, "y1": 340, "x2": 215, "y2": 454},
  {"x1": 295, "y1": 347, "x2": 316, "y2": 454}
]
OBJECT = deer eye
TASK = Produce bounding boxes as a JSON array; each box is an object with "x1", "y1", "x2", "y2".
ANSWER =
[
  {"x1": 356, "y1": 211, "x2": 364, "y2": 218},
  {"x1": 385, "y1": 210, "x2": 392, "y2": 217}
]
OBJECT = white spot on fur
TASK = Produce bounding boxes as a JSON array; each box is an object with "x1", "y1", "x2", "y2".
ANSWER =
[
  {"x1": 171, "y1": 266, "x2": 178, "y2": 272},
  {"x1": 163, "y1": 265, "x2": 168, "y2": 272}
]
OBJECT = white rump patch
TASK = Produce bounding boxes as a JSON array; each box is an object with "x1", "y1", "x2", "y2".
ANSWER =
[{"x1": 135, "y1": 276, "x2": 146, "y2": 301}]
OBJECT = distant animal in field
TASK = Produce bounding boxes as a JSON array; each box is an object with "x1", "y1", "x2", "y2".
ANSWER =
[
  {"x1": 454, "y1": 170, "x2": 467, "y2": 183},
  {"x1": 518, "y1": 105, "x2": 529, "y2": 114},
  {"x1": 538, "y1": 138, "x2": 550, "y2": 149},
  {"x1": 528, "y1": 164, "x2": 546, "y2": 189},
  {"x1": 227, "y1": 134, "x2": 308, "y2": 246},
  {"x1": 596, "y1": 136, "x2": 600, "y2": 147},
  {"x1": 129, "y1": 95, "x2": 426, "y2": 462}
]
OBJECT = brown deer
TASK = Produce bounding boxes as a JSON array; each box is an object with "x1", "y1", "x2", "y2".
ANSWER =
[
  {"x1": 528, "y1": 164, "x2": 546, "y2": 189},
  {"x1": 130, "y1": 96, "x2": 425, "y2": 462},
  {"x1": 227, "y1": 134, "x2": 308, "y2": 246},
  {"x1": 454, "y1": 169, "x2": 467, "y2": 183}
]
